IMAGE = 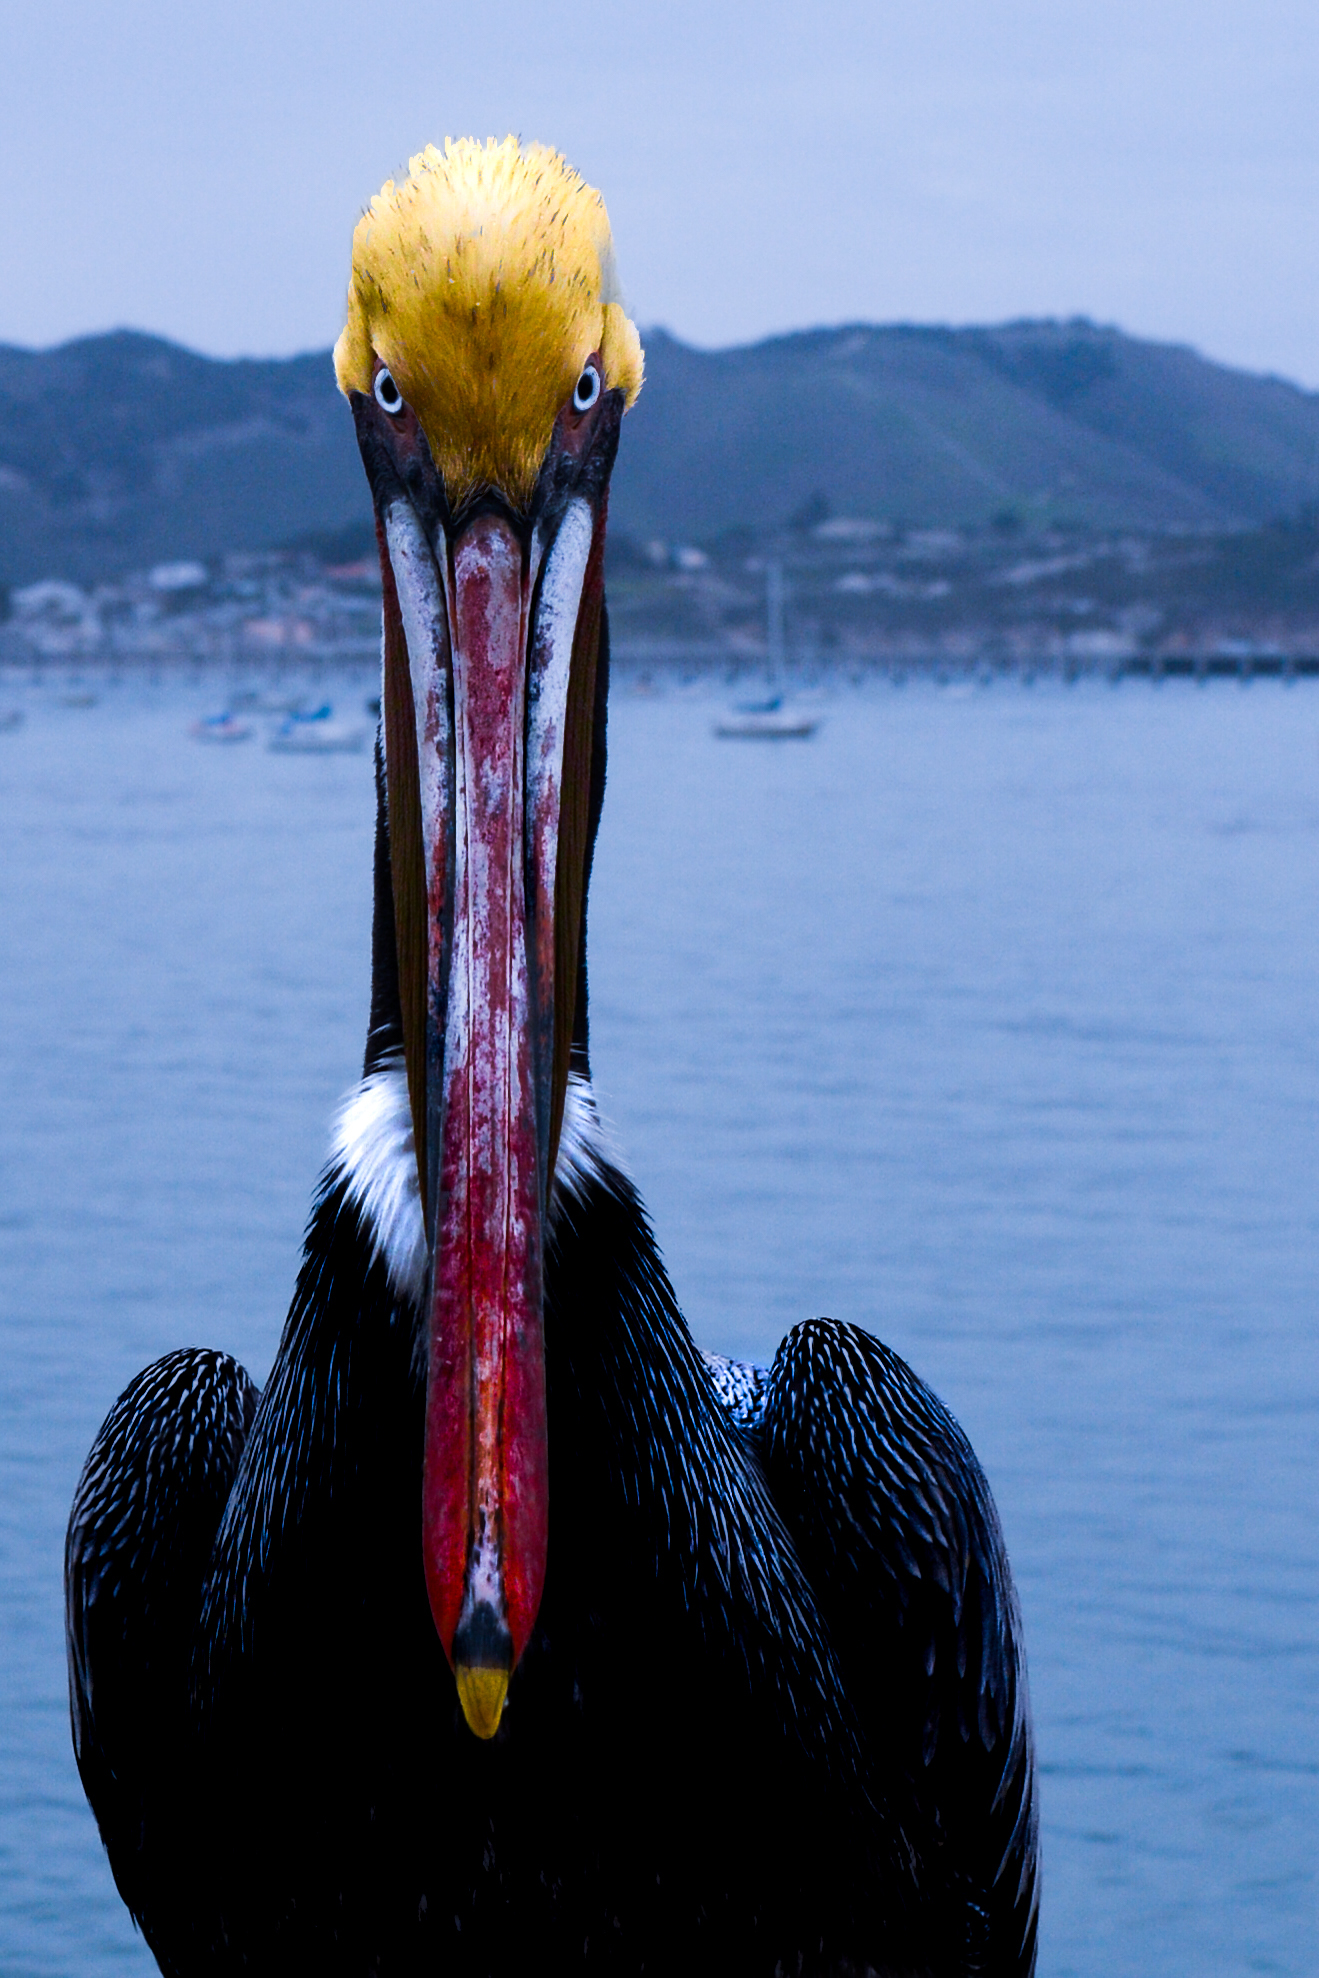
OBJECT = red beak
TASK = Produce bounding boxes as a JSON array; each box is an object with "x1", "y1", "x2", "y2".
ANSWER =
[
  {"x1": 421, "y1": 514, "x2": 548, "y2": 1730},
  {"x1": 377, "y1": 484, "x2": 604, "y2": 1739}
]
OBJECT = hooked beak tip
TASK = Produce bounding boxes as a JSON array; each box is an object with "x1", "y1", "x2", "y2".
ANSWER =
[{"x1": 455, "y1": 1663, "x2": 510, "y2": 1739}]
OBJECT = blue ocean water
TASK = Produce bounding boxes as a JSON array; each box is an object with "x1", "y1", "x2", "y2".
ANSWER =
[{"x1": 0, "y1": 667, "x2": 1315, "y2": 1975}]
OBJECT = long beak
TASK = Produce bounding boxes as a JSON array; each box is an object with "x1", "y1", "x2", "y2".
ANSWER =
[{"x1": 378, "y1": 484, "x2": 604, "y2": 1739}]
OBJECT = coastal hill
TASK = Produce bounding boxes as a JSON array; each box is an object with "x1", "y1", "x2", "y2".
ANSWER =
[{"x1": 3, "y1": 319, "x2": 1319, "y2": 586}]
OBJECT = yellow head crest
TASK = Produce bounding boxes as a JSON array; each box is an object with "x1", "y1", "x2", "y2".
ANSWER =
[{"x1": 335, "y1": 136, "x2": 644, "y2": 512}]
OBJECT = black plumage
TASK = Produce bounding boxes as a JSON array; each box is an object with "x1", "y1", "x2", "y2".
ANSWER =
[{"x1": 67, "y1": 867, "x2": 1038, "y2": 1975}]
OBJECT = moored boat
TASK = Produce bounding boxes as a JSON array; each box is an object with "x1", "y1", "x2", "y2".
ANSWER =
[
  {"x1": 715, "y1": 694, "x2": 819, "y2": 739},
  {"x1": 267, "y1": 705, "x2": 369, "y2": 753}
]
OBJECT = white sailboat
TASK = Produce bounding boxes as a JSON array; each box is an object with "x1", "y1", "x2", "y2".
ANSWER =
[
  {"x1": 715, "y1": 561, "x2": 819, "y2": 739},
  {"x1": 268, "y1": 704, "x2": 370, "y2": 754}
]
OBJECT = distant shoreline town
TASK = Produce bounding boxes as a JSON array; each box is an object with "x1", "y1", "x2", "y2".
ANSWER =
[{"x1": 5, "y1": 508, "x2": 1318, "y2": 681}]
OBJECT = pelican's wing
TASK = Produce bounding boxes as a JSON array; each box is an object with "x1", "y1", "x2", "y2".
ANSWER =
[
  {"x1": 65, "y1": 1348, "x2": 258, "y2": 1934},
  {"x1": 762, "y1": 1318, "x2": 1039, "y2": 1977}
]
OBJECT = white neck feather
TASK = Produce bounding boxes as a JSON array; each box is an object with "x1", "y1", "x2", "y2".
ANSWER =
[{"x1": 328, "y1": 1056, "x2": 619, "y2": 1309}]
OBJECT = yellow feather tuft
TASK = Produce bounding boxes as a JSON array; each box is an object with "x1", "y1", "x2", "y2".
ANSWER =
[{"x1": 334, "y1": 136, "x2": 644, "y2": 512}]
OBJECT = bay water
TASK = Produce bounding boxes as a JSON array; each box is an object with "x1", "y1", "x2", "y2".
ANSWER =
[{"x1": 1, "y1": 667, "x2": 1315, "y2": 1975}]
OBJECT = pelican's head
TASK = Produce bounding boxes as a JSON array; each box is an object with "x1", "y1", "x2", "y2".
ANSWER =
[
  {"x1": 335, "y1": 136, "x2": 642, "y2": 510},
  {"x1": 336, "y1": 138, "x2": 642, "y2": 1741}
]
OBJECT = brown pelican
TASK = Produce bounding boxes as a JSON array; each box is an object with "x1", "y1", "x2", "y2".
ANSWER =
[{"x1": 66, "y1": 137, "x2": 1038, "y2": 1975}]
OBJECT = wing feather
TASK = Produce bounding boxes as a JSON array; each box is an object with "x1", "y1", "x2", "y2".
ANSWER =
[
  {"x1": 65, "y1": 1347, "x2": 258, "y2": 1938},
  {"x1": 762, "y1": 1317, "x2": 1039, "y2": 1977}
]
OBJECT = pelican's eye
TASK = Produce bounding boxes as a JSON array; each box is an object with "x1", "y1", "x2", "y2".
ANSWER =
[
  {"x1": 374, "y1": 368, "x2": 405, "y2": 416},
  {"x1": 572, "y1": 364, "x2": 602, "y2": 413}
]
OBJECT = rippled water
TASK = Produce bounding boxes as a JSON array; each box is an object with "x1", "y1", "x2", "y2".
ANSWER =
[{"x1": 1, "y1": 667, "x2": 1316, "y2": 1976}]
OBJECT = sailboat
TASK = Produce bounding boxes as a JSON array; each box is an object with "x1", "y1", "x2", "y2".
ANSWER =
[
  {"x1": 267, "y1": 704, "x2": 370, "y2": 753},
  {"x1": 715, "y1": 561, "x2": 819, "y2": 739}
]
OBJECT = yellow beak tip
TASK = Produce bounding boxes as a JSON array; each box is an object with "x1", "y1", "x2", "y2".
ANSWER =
[{"x1": 455, "y1": 1663, "x2": 510, "y2": 1740}]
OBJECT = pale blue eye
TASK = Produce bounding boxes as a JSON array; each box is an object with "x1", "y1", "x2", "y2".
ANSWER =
[
  {"x1": 572, "y1": 365, "x2": 601, "y2": 413},
  {"x1": 374, "y1": 369, "x2": 404, "y2": 415}
]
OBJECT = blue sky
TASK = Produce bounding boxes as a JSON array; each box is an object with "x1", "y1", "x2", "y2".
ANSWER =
[{"x1": 3, "y1": 0, "x2": 1317, "y2": 383}]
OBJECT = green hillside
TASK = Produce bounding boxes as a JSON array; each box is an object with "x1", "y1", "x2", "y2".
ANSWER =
[
  {"x1": 3, "y1": 319, "x2": 1319, "y2": 586},
  {"x1": 625, "y1": 322, "x2": 1319, "y2": 539}
]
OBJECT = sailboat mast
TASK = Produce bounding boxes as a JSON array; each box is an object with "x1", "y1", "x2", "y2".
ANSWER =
[{"x1": 766, "y1": 559, "x2": 786, "y2": 687}]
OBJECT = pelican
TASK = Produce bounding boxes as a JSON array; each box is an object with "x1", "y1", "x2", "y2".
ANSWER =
[{"x1": 66, "y1": 138, "x2": 1038, "y2": 1975}]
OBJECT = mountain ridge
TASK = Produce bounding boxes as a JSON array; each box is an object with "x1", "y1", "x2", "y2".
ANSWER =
[{"x1": 4, "y1": 319, "x2": 1319, "y2": 586}]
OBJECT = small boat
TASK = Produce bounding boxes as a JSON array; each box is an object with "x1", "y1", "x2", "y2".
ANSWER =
[
  {"x1": 268, "y1": 706, "x2": 369, "y2": 754},
  {"x1": 715, "y1": 695, "x2": 819, "y2": 740},
  {"x1": 715, "y1": 565, "x2": 819, "y2": 739},
  {"x1": 190, "y1": 713, "x2": 254, "y2": 743}
]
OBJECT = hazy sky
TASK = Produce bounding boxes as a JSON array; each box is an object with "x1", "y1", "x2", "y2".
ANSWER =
[{"x1": 3, "y1": 0, "x2": 1317, "y2": 383}]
